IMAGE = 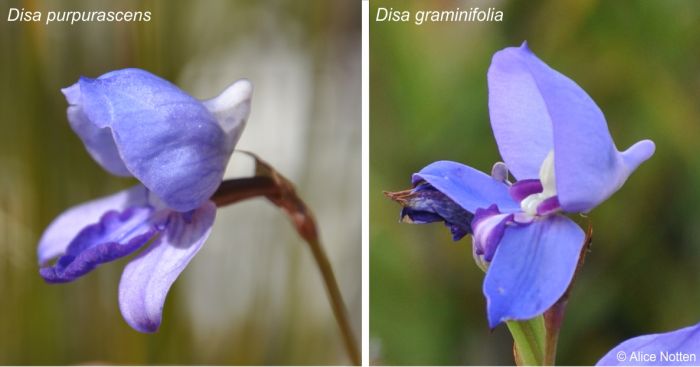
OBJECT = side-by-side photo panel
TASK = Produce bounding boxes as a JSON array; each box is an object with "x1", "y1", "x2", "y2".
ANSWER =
[
  {"x1": 370, "y1": 0, "x2": 700, "y2": 365},
  {"x1": 0, "y1": 1, "x2": 360, "y2": 365}
]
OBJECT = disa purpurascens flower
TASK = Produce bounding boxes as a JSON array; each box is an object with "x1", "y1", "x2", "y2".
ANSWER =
[
  {"x1": 388, "y1": 42, "x2": 655, "y2": 328},
  {"x1": 38, "y1": 69, "x2": 252, "y2": 332}
]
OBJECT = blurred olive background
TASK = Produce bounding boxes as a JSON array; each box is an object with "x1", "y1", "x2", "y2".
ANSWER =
[
  {"x1": 371, "y1": 0, "x2": 700, "y2": 365},
  {"x1": 0, "y1": 0, "x2": 359, "y2": 364}
]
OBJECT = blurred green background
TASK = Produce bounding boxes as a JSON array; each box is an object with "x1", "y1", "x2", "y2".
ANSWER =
[
  {"x1": 0, "y1": 0, "x2": 360, "y2": 364},
  {"x1": 370, "y1": 0, "x2": 700, "y2": 365}
]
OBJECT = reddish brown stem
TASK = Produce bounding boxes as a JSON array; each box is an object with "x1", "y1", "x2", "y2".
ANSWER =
[
  {"x1": 211, "y1": 177, "x2": 279, "y2": 206},
  {"x1": 210, "y1": 175, "x2": 360, "y2": 365}
]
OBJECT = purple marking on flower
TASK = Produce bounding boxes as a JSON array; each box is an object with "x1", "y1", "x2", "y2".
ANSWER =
[
  {"x1": 40, "y1": 206, "x2": 158, "y2": 283},
  {"x1": 39, "y1": 68, "x2": 253, "y2": 332},
  {"x1": 597, "y1": 323, "x2": 700, "y2": 366},
  {"x1": 37, "y1": 185, "x2": 149, "y2": 266},
  {"x1": 536, "y1": 196, "x2": 561, "y2": 216},
  {"x1": 394, "y1": 42, "x2": 654, "y2": 327},
  {"x1": 472, "y1": 205, "x2": 512, "y2": 262},
  {"x1": 509, "y1": 179, "x2": 543, "y2": 202}
]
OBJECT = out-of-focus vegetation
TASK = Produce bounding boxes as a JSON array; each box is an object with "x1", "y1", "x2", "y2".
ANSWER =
[
  {"x1": 0, "y1": 0, "x2": 360, "y2": 364},
  {"x1": 370, "y1": 0, "x2": 700, "y2": 365}
]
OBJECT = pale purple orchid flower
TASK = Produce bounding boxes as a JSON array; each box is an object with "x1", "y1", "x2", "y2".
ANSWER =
[
  {"x1": 597, "y1": 323, "x2": 700, "y2": 366},
  {"x1": 395, "y1": 42, "x2": 655, "y2": 328},
  {"x1": 37, "y1": 68, "x2": 253, "y2": 332}
]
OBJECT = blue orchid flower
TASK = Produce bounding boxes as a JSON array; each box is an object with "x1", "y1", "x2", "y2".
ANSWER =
[
  {"x1": 597, "y1": 323, "x2": 700, "y2": 366},
  {"x1": 37, "y1": 68, "x2": 253, "y2": 332},
  {"x1": 390, "y1": 43, "x2": 655, "y2": 328}
]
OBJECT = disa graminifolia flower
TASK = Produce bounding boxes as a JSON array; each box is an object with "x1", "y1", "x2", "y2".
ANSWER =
[
  {"x1": 388, "y1": 42, "x2": 655, "y2": 328},
  {"x1": 37, "y1": 69, "x2": 252, "y2": 332},
  {"x1": 597, "y1": 322, "x2": 700, "y2": 366}
]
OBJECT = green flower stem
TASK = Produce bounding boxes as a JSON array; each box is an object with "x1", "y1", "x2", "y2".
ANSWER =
[{"x1": 507, "y1": 316, "x2": 547, "y2": 366}]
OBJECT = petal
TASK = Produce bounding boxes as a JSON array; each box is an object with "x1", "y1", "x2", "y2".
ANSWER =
[
  {"x1": 554, "y1": 138, "x2": 653, "y2": 212},
  {"x1": 489, "y1": 42, "x2": 654, "y2": 212},
  {"x1": 483, "y1": 215, "x2": 585, "y2": 328},
  {"x1": 75, "y1": 69, "x2": 232, "y2": 212},
  {"x1": 38, "y1": 185, "x2": 149, "y2": 265},
  {"x1": 202, "y1": 79, "x2": 253, "y2": 151},
  {"x1": 386, "y1": 183, "x2": 474, "y2": 241},
  {"x1": 62, "y1": 84, "x2": 131, "y2": 176},
  {"x1": 472, "y1": 205, "x2": 512, "y2": 262},
  {"x1": 119, "y1": 201, "x2": 216, "y2": 333},
  {"x1": 40, "y1": 205, "x2": 159, "y2": 283},
  {"x1": 487, "y1": 42, "x2": 554, "y2": 180},
  {"x1": 412, "y1": 161, "x2": 520, "y2": 214},
  {"x1": 597, "y1": 323, "x2": 700, "y2": 366}
]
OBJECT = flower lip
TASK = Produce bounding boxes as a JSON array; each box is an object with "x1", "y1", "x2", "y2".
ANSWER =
[
  {"x1": 37, "y1": 185, "x2": 150, "y2": 266},
  {"x1": 39, "y1": 205, "x2": 159, "y2": 283}
]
